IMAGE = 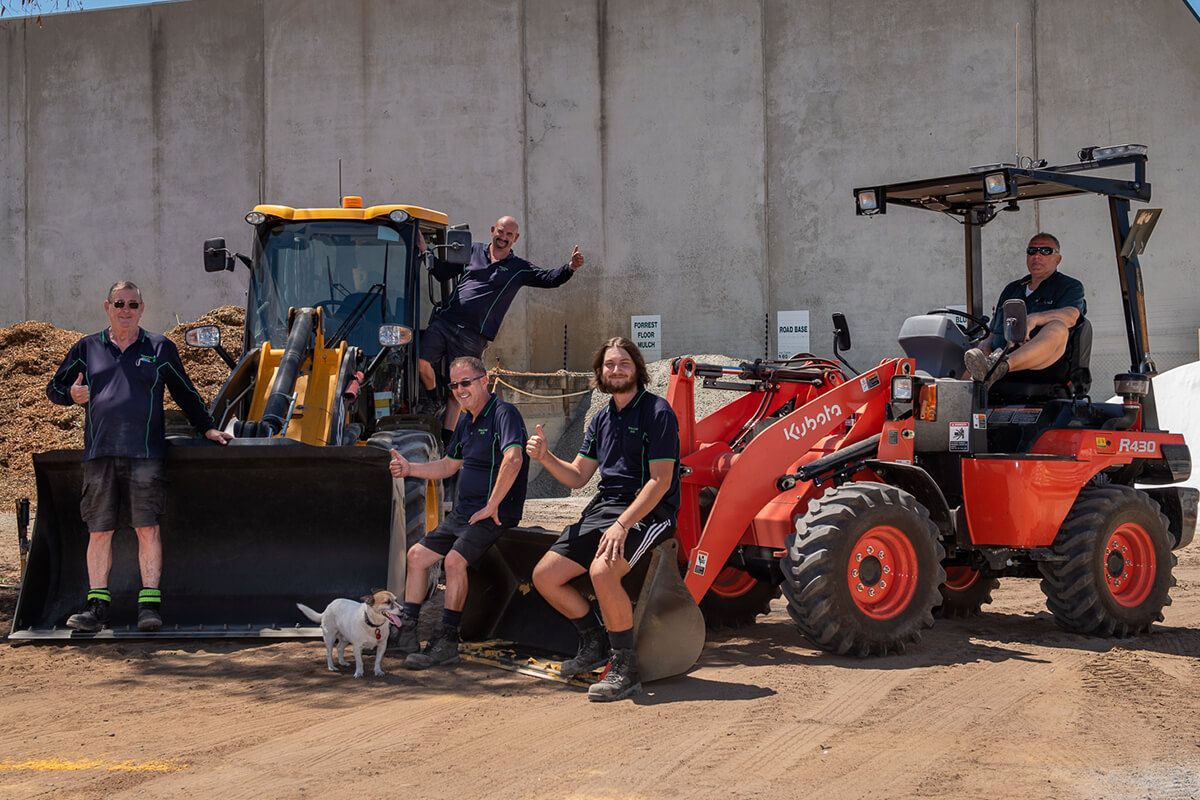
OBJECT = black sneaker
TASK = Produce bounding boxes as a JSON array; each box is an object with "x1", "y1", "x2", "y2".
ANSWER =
[
  {"x1": 963, "y1": 348, "x2": 1010, "y2": 388},
  {"x1": 137, "y1": 604, "x2": 162, "y2": 632},
  {"x1": 560, "y1": 627, "x2": 609, "y2": 677},
  {"x1": 67, "y1": 598, "x2": 110, "y2": 633},
  {"x1": 404, "y1": 625, "x2": 460, "y2": 670},
  {"x1": 587, "y1": 648, "x2": 641, "y2": 702}
]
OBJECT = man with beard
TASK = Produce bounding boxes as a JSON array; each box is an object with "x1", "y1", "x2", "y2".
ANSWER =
[
  {"x1": 525, "y1": 337, "x2": 680, "y2": 702},
  {"x1": 418, "y1": 215, "x2": 584, "y2": 439}
]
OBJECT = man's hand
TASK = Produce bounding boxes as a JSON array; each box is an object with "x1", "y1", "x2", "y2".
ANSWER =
[
  {"x1": 526, "y1": 424, "x2": 548, "y2": 461},
  {"x1": 69, "y1": 374, "x2": 89, "y2": 405},
  {"x1": 596, "y1": 520, "x2": 628, "y2": 563},
  {"x1": 568, "y1": 245, "x2": 584, "y2": 271},
  {"x1": 389, "y1": 449, "x2": 410, "y2": 478},
  {"x1": 204, "y1": 428, "x2": 232, "y2": 445},
  {"x1": 469, "y1": 502, "x2": 501, "y2": 526}
]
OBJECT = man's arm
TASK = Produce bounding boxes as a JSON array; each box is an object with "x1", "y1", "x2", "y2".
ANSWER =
[
  {"x1": 160, "y1": 341, "x2": 223, "y2": 437},
  {"x1": 525, "y1": 424, "x2": 599, "y2": 489},
  {"x1": 595, "y1": 460, "x2": 675, "y2": 563},
  {"x1": 390, "y1": 451, "x2": 462, "y2": 481},
  {"x1": 520, "y1": 247, "x2": 584, "y2": 288},
  {"x1": 469, "y1": 445, "x2": 524, "y2": 525},
  {"x1": 46, "y1": 343, "x2": 87, "y2": 406}
]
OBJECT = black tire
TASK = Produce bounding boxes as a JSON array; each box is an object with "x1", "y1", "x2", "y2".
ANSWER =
[
  {"x1": 367, "y1": 429, "x2": 444, "y2": 551},
  {"x1": 1038, "y1": 485, "x2": 1175, "y2": 637},
  {"x1": 934, "y1": 567, "x2": 999, "y2": 618},
  {"x1": 782, "y1": 481, "x2": 946, "y2": 656},
  {"x1": 699, "y1": 567, "x2": 782, "y2": 630}
]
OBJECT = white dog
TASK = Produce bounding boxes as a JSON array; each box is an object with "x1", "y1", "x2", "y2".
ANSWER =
[{"x1": 297, "y1": 590, "x2": 403, "y2": 678}]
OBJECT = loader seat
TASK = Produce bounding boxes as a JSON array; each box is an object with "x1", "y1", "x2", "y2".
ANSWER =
[{"x1": 990, "y1": 316, "x2": 1092, "y2": 403}]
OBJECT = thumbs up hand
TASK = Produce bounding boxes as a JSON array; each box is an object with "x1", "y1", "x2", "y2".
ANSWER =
[
  {"x1": 69, "y1": 374, "x2": 90, "y2": 405},
  {"x1": 525, "y1": 424, "x2": 547, "y2": 461},
  {"x1": 389, "y1": 448, "x2": 410, "y2": 479}
]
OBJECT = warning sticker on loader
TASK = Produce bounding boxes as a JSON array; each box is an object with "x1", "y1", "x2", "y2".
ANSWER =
[
  {"x1": 860, "y1": 374, "x2": 881, "y2": 392},
  {"x1": 948, "y1": 422, "x2": 969, "y2": 451},
  {"x1": 973, "y1": 413, "x2": 987, "y2": 430},
  {"x1": 693, "y1": 551, "x2": 708, "y2": 576}
]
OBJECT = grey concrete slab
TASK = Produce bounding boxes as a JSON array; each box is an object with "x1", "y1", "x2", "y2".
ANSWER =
[{"x1": 0, "y1": 24, "x2": 26, "y2": 326}]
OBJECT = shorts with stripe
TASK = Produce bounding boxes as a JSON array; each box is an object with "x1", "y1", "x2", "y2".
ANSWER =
[{"x1": 549, "y1": 495, "x2": 676, "y2": 569}]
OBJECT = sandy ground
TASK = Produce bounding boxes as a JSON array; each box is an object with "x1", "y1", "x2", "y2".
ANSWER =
[{"x1": 1, "y1": 500, "x2": 1199, "y2": 800}]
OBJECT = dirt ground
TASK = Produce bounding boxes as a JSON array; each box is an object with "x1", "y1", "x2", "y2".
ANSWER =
[{"x1": 1, "y1": 500, "x2": 1199, "y2": 800}]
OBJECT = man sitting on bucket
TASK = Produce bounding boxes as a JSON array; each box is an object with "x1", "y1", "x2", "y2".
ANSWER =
[
  {"x1": 388, "y1": 356, "x2": 529, "y2": 669},
  {"x1": 525, "y1": 336, "x2": 680, "y2": 702}
]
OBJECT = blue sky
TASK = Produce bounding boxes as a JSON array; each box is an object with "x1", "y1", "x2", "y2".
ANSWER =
[{"x1": 7, "y1": 0, "x2": 1200, "y2": 16}]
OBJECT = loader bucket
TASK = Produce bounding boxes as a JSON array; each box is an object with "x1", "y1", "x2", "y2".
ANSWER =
[
  {"x1": 459, "y1": 527, "x2": 705, "y2": 682},
  {"x1": 10, "y1": 441, "x2": 404, "y2": 641}
]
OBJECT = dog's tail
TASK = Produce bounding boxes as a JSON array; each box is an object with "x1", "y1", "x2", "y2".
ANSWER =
[{"x1": 295, "y1": 603, "x2": 323, "y2": 624}]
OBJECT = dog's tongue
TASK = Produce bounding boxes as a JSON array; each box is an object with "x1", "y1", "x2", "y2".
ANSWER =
[{"x1": 384, "y1": 611, "x2": 403, "y2": 628}]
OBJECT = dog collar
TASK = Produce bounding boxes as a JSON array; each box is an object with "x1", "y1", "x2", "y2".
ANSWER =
[{"x1": 363, "y1": 609, "x2": 383, "y2": 640}]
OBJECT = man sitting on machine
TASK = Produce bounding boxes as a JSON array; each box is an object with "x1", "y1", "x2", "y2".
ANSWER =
[{"x1": 964, "y1": 232, "x2": 1087, "y2": 388}]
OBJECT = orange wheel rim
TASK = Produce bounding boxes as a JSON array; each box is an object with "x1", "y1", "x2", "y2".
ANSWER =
[
  {"x1": 845, "y1": 526, "x2": 919, "y2": 620},
  {"x1": 1104, "y1": 523, "x2": 1156, "y2": 607}
]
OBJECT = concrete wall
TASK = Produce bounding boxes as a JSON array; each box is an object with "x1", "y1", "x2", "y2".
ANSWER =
[{"x1": 5, "y1": 0, "x2": 1199, "y2": 377}]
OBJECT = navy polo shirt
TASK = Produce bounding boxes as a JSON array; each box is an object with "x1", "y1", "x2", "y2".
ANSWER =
[
  {"x1": 433, "y1": 243, "x2": 574, "y2": 340},
  {"x1": 46, "y1": 328, "x2": 216, "y2": 461},
  {"x1": 989, "y1": 270, "x2": 1086, "y2": 349},
  {"x1": 446, "y1": 394, "x2": 530, "y2": 522},
  {"x1": 580, "y1": 389, "x2": 681, "y2": 518}
]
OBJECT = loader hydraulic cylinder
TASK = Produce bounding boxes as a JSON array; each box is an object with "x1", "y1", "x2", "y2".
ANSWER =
[{"x1": 261, "y1": 308, "x2": 316, "y2": 435}]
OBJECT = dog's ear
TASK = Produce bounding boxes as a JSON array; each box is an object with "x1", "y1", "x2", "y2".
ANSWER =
[{"x1": 360, "y1": 593, "x2": 374, "y2": 604}]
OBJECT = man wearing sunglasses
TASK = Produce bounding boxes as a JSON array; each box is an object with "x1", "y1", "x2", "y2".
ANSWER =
[
  {"x1": 47, "y1": 281, "x2": 232, "y2": 634},
  {"x1": 388, "y1": 356, "x2": 530, "y2": 669},
  {"x1": 418, "y1": 215, "x2": 584, "y2": 441},
  {"x1": 964, "y1": 232, "x2": 1086, "y2": 387}
]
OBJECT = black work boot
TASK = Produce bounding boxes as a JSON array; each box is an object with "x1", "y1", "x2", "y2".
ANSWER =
[
  {"x1": 389, "y1": 615, "x2": 421, "y2": 656},
  {"x1": 404, "y1": 624, "x2": 460, "y2": 670},
  {"x1": 67, "y1": 596, "x2": 110, "y2": 633},
  {"x1": 560, "y1": 626, "x2": 609, "y2": 677},
  {"x1": 137, "y1": 588, "x2": 162, "y2": 632},
  {"x1": 587, "y1": 648, "x2": 641, "y2": 702}
]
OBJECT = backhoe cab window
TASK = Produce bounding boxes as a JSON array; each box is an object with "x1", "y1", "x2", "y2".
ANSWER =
[{"x1": 247, "y1": 221, "x2": 413, "y2": 356}]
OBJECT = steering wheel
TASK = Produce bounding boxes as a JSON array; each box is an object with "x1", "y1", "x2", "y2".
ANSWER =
[{"x1": 926, "y1": 308, "x2": 991, "y2": 340}]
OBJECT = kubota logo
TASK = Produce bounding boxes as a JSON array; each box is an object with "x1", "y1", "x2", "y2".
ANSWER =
[{"x1": 782, "y1": 403, "x2": 843, "y2": 441}]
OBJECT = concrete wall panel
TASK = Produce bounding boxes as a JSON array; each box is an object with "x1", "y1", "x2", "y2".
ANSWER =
[
  {"x1": 6, "y1": 0, "x2": 1199, "y2": 377},
  {"x1": 0, "y1": 24, "x2": 26, "y2": 325}
]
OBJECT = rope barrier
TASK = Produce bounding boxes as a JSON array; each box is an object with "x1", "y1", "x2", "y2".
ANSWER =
[{"x1": 489, "y1": 375, "x2": 594, "y2": 400}]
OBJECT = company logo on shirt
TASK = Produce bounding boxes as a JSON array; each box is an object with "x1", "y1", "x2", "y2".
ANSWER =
[
  {"x1": 135, "y1": 355, "x2": 158, "y2": 367},
  {"x1": 627, "y1": 425, "x2": 639, "y2": 435}
]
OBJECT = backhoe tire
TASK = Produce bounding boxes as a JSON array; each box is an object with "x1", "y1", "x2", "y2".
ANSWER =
[
  {"x1": 367, "y1": 430, "x2": 444, "y2": 551},
  {"x1": 699, "y1": 566, "x2": 781, "y2": 630},
  {"x1": 934, "y1": 567, "x2": 999, "y2": 618},
  {"x1": 1038, "y1": 485, "x2": 1175, "y2": 637},
  {"x1": 782, "y1": 482, "x2": 945, "y2": 657}
]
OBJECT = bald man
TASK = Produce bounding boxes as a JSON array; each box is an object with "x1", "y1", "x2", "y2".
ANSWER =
[{"x1": 418, "y1": 216, "x2": 584, "y2": 434}]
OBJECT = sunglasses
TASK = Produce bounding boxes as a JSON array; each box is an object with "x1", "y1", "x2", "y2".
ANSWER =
[
  {"x1": 1026, "y1": 246, "x2": 1059, "y2": 256},
  {"x1": 447, "y1": 375, "x2": 486, "y2": 391},
  {"x1": 110, "y1": 300, "x2": 142, "y2": 309}
]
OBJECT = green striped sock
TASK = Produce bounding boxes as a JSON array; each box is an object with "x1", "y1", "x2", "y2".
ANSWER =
[
  {"x1": 87, "y1": 588, "x2": 111, "y2": 603},
  {"x1": 138, "y1": 588, "x2": 162, "y2": 605}
]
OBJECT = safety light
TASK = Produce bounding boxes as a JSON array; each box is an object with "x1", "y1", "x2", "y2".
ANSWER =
[
  {"x1": 855, "y1": 188, "x2": 885, "y2": 216},
  {"x1": 185, "y1": 325, "x2": 221, "y2": 348},
  {"x1": 389, "y1": 209, "x2": 411, "y2": 224},
  {"x1": 983, "y1": 172, "x2": 1010, "y2": 196},
  {"x1": 1090, "y1": 143, "x2": 1148, "y2": 162},
  {"x1": 342, "y1": 196, "x2": 363, "y2": 209},
  {"x1": 917, "y1": 383, "x2": 938, "y2": 422},
  {"x1": 245, "y1": 211, "x2": 267, "y2": 225},
  {"x1": 378, "y1": 324, "x2": 413, "y2": 347},
  {"x1": 891, "y1": 375, "x2": 913, "y2": 402}
]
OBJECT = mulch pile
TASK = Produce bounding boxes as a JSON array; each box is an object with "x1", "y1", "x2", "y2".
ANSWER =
[{"x1": 0, "y1": 306, "x2": 245, "y2": 509}]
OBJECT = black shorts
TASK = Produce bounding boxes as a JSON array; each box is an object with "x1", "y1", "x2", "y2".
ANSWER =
[
  {"x1": 549, "y1": 495, "x2": 677, "y2": 569},
  {"x1": 417, "y1": 509, "x2": 512, "y2": 568},
  {"x1": 419, "y1": 316, "x2": 490, "y2": 366},
  {"x1": 79, "y1": 457, "x2": 167, "y2": 533}
]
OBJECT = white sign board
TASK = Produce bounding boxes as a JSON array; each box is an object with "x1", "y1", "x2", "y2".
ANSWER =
[
  {"x1": 777, "y1": 310, "x2": 810, "y2": 359},
  {"x1": 630, "y1": 315, "x2": 662, "y2": 362}
]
